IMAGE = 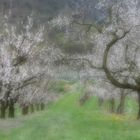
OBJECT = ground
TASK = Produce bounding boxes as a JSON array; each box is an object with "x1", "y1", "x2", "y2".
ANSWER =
[{"x1": 0, "y1": 92, "x2": 140, "y2": 140}]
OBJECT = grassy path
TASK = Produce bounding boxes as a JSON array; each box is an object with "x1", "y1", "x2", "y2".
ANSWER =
[{"x1": 0, "y1": 93, "x2": 140, "y2": 140}]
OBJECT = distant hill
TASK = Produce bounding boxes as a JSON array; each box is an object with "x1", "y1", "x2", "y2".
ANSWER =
[{"x1": 0, "y1": 0, "x2": 106, "y2": 23}]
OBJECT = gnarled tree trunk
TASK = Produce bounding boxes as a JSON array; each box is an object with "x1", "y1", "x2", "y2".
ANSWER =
[
  {"x1": 110, "y1": 98, "x2": 115, "y2": 113},
  {"x1": 98, "y1": 97, "x2": 104, "y2": 107},
  {"x1": 30, "y1": 104, "x2": 34, "y2": 113},
  {"x1": 117, "y1": 92, "x2": 126, "y2": 114},
  {"x1": 0, "y1": 101, "x2": 6, "y2": 119},
  {"x1": 36, "y1": 104, "x2": 40, "y2": 111},
  {"x1": 79, "y1": 92, "x2": 90, "y2": 106},
  {"x1": 22, "y1": 105, "x2": 29, "y2": 115},
  {"x1": 8, "y1": 99, "x2": 15, "y2": 118},
  {"x1": 40, "y1": 103, "x2": 45, "y2": 111}
]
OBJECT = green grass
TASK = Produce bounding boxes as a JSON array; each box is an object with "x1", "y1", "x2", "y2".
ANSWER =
[{"x1": 0, "y1": 93, "x2": 140, "y2": 140}]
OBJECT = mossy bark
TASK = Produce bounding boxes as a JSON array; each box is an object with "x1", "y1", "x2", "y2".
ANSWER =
[
  {"x1": 30, "y1": 104, "x2": 35, "y2": 113},
  {"x1": 110, "y1": 98, "x2": 115, "y2": 113},
  {"x1": 8, "y1": 99, "x2": 15, "y2": 118},
  {"x1": 22, "y1": 105, "x2": 29, "y2": 115},
  {"x1": 0, "y1": 101, "x2": 6, "y2": 119},
  {"x1": 36, "y1": 104, "x2": 40, "y2": 111},
  {"x1": 40, "y1": 103, "x2": 45, "y2": 111},
  {"x1": 117, "y1": 93, "x2": 126, "y2": 114}
]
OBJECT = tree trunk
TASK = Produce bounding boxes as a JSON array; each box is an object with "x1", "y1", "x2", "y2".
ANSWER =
[
  {"x1": 79, "y1": 93, "x2": 90, "y2": 106},
  {"x1": 22, "y1": 105, "x2": 29, "y2": 115},
  {"x1": 30, "y1": 104, "x2": 34, "y2": 113},
  {"x1": 36, "y1": 104, "x2": 40, "y2": 111},
  {"x1": 40, "y1": 103, "x2": 45, "y2": 111},
  {"x1": 8, "y1": 99, "x2": 15, "y2": 118},
  {"x1": 98, "y1": 97, "x2": 104, "y2": 107},
  {"x1": 0, "y1": 101, "x2": 6, "y2": 119},
  {"x1": 117, "y1": 93, "x2": 126, "y2": 114},
  {"x1": 110, "y1": 98, "x2": 115, "y2": 113},
  {"x1": 137, "y1": 93, "x2": 140, "y2": 120}
]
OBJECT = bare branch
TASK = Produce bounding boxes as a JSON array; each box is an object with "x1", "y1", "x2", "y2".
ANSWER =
[{"x1": 103, "y1": 28, "x2": 140, "y2": 90}]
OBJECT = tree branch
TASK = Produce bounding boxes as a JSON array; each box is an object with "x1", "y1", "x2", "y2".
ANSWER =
[{"x1": 103, "y1": 29, "x2": 140, "y2": 90}]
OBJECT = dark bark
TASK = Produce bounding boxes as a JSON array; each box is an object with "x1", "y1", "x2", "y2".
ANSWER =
[
  {"x1": 79, "y1": 93, "x2": 90, "y2": 106},
  {"x1": 8, "y1": 99, "x2": 15, "y2": 118},
  {"x1": 36, "y1": 104, "x2": 40, "y2": 111},
  {"x1": 98, "y1": 97, "x2": 104, "y2": 107},
  {"x1": 117, "y1": 93, "x2": 126, "y2": 114},
  {"x1": 137, "y1": 93, "x2": 140, "y2": 120},
  {"x1": 0, "y1": 101, "x2": 6, "y2": 119},
  {"x1": 30, "y1": 104, "x2": 34, "y2": 113},
  {"x1": 110, "y1": 98, "x2": 115, "y2": 113},
  {"x1": 101, "y1": 30, "x2": 140, "y2": 119},
  {"x1": 22, "y1": 105, "x2": 29, "y2": 115},
  {"x1": 103, "y1": 30, "x2": 140, "y2": 91},
  {"x1": 40, "y1": 103, "x2": 45, "y2": 111}
]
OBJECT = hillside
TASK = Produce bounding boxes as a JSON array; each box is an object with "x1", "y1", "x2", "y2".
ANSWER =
[{"x1": 0, "y1": 0, "x2": 106, "y2": 23}]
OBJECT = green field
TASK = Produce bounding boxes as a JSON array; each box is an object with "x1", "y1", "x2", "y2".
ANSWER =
[{"x1": 0, "y1": 93, "x2": 140, "y2": 140}]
